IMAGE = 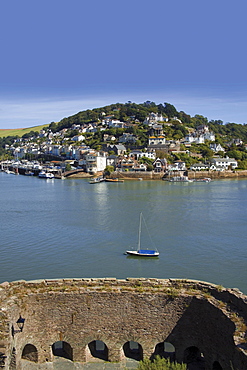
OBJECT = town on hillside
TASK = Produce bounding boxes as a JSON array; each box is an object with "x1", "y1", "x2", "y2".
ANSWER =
[{"x1": 1, "y1": 101, "x2": 247, "y2": 177}]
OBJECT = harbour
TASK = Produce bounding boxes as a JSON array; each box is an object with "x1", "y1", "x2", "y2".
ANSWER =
[{"x1": 0, "y1": 171, "x2": 246, "y2": 294}]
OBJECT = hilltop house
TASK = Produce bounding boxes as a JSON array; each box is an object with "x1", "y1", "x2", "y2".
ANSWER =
[
  {"x1": 103, "y1": 134, "x2": 116, "y2": 142},
  {"x1": 105, "y1": 144, "x2": 127, "y2": 156},
  {"x1": 210, "y1": 143, "x2": 225, "y2": 153},
  {"x1": 148, "y1": 136, "x2": 166, "y2": 146},
  {"x1": 72, "y1": 135, "x2": 85, "y2": 142},
  {"x1": 148, "y1": 124, "x2": 163, "y2": 136},
  {"x1": 184, "y1": 125, "x2": 215, "y2": 144},
  {"x1": 118, "y1": 133, "x2": 137, "y2": 144},
  {"x1": 102, "y1": 119, "x2": 125, "y2": 128},
  {"x1": 129, "y1": 149, "x2": 156, "y2": 160},
  {"x1": 227, "y1": 138, "x2": 243, "y2": 147},
  {"x1": 143, "y1": 112, "x2": 167, "y2": 125}
]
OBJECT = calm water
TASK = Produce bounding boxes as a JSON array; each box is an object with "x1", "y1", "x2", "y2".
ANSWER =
[{"x1": 0, "y1": 172, "x2": 247, "y2": 294}]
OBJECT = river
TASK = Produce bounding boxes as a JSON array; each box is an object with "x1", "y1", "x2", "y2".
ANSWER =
[{"x1": 0, "y1": 172, "x2": 246, "y2": 294}]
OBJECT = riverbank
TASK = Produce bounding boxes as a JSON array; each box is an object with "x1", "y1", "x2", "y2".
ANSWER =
[{"x1": 103, "y1": 170, "x2": 247, "y2": 181}]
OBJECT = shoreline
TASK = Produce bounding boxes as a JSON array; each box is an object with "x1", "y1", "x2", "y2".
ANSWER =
[
  {"x1": 103, "y1": 170, "x2": 247, "y2": 181},
  {"x1": 68, "y1": 170, "x2": 247, "y2": 180}
]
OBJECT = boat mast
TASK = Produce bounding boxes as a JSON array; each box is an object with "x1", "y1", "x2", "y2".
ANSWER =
[{"x1": 138, "y1": 213, "x2": 142, "y2": 250}]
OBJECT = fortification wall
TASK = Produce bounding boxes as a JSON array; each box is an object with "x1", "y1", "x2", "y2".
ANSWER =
[{"x1": 0, "y1": 278, "x2": 246, "y2": 369}]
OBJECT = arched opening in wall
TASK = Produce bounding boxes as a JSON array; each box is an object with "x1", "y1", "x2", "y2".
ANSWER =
[
  {"x1": 123, "y1": 341, "x2": 143, "y2": 361},
  {"x1": 21, "y1": 344, "x2": 38, "y2": 362},
  {"x1": 151, "y1": 341, "x2": 175, "y2": 361},
  {"x1": 212, "y1": 361, "x2": 223, "y2": 370},
  {"x1": 52, "y1": 341, "x2": 73, "y2": 361},
  {"x1": 183, "y1": 346, "x2": 205, "y2": 369},
  {"x1": 88, "y1": 340, "x2": 108, "y2": 361}
]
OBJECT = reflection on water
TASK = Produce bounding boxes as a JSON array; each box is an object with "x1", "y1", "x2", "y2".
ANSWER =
[{"x1": 0, "y1": 173, "x2": 247, "y2": 294}]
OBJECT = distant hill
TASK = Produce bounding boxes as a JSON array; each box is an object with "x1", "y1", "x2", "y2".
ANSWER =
[
  {"x1": 0, "y1": 124, "x2": 49, "y2": 138},
  {"x1": 1, "y1": 100, "x2": 247, "y2": 143}
]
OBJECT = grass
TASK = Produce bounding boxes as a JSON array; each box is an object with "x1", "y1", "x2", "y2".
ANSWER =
[{"x1": 0, "y1": 124, "x2": 50, "y2": 138}]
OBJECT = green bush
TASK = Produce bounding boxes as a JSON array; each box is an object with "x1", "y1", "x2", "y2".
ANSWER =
[{"x1": 137, "y1": 356, "x2": 186, "y2": 369}]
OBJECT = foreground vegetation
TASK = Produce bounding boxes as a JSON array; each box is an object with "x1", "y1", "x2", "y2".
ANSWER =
[{"x1": 137, "y1": 357, "x2": 186, "y2": 369}]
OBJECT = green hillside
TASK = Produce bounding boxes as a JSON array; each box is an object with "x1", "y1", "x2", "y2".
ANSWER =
[{"x1": 0, "y1": 124, "x2": 49, "y2": 138}]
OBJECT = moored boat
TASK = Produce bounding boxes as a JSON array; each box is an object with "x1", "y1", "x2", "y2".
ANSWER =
[
  {"x1": 38, "y1": 171, "x2": 54, "y2": 179},
  {"x1": 126, "y1": 249, "x2": 159, "y2": 257},
  {"x1": 24, "y1": 171, "x2": 34, "y2": 176},
  {"x1": 89, "y1": 176, "x2": 105, "y2": 184},
  {"x1": 194, "y1": 177, "x2": 211, "y2": 182},
  {"x1": 105, "y1": 178, "x2": 124, "y2": 182},
  {"x1": 125, "y1": 213, "x2": 159, "y2": 257},
  {"x1": 168, "y1": 176, "x2": 193, "y2": 182}
]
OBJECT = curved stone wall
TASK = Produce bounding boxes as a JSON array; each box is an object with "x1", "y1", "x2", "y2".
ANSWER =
[{"x1": 0, "y1": 278, "x2": 246, "y2": 369}]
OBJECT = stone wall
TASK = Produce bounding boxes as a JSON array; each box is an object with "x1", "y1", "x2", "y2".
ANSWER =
[
  {"x1": 0, "y1": 278, "x2": 246, "y2": 369},
  {"x1": 109, "y1": 170, "x2": 247, "y2": 181}
]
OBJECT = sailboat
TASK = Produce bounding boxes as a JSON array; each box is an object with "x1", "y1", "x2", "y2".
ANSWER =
[{"x1": 125, "y1": 213, "x2": 159, "y2": 257}]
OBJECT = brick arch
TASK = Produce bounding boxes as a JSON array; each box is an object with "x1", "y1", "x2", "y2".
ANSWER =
[
  {"x1": 151, "y1": 341, "x2": 176, "y2": 361},
  {"x1": 123, "y1": 340, "x2": 143, "y2": 361},
  {"x1": 87, "y1": 340, "x2": 108, "y2": 361},
  {"x1": 52, "y1": 341, "x2": 73, "y2": 361},
  {"x1": 21, "y1": 344, "x2": 38, "y2": 363}
]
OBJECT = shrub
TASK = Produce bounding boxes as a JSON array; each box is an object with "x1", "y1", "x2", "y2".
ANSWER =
[{"x1": 137, "y1": 356, "x2": 186, "y2": 369}]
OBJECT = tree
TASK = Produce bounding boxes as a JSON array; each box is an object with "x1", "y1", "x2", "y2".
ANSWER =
[
  {"x1": 65, "y1": 163, "x2": 72, "y2": 171},
  {"x1": 193, "y1": 114, "x2": 208, "y2": 127},
  {"x1": 104, "y1": 165, "x2": 114, "y2": 177},
  {"x1": 146, "y1": 164, "x2": 154, "y2": 171},
  {"x1": 173, "y1": 130, "x2": 184, "y2": 140},
  {"x1": 227, "y1": 149, "x2": 243, "y2": 161},
  {"x1": 137, "y1": 356, "x2": 186, "y2": 370},
  {"x1": 140, "y1": 156, "x2": 153, "y2": 166},
  {"x1": 201, "y1": 147, "x2": 214, "y2": 159},
  {"x1": 237, "y1": 159, "x2": 247, "y2": 169},
  {"x1": 163, "y1": 103, "x2": 178, "y2": 118}
]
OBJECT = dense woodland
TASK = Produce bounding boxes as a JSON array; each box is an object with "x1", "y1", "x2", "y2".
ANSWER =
[{"x1": 1, "y1": 101, "x2": 247, "y2": 168}]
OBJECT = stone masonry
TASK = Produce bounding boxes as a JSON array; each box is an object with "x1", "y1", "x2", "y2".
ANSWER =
[{"x1": 0, "y1": 278, "x2": 246, "y2": 369}]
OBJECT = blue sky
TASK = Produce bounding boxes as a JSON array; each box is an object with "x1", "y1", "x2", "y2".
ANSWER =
[{"x1": 1, "y1": 0, "x2": 247, "y2": 128}]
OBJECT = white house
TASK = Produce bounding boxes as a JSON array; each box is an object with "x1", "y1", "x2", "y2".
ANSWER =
[
  {"x1": 103, "y1": 134, "x2": 116, "y2": 142},
  {"x1": 184, "y1": 134, "x2": 205, "y2": 144},
  {"x1": 85, "y1": 152, "x2": 107, "y2": 173},
  {"x1": 102, "y1": 119, "x2": 125, "y2": 128},
  {"x1": 209, "y1": 157, "x2": 238, "y2": 170},
  {"x1": 106, "y1": 155, "x2": 118, "y2": 168},
  {"x1": 210, "y1": 143, "x2": 225, "y2": 153},
  {"x1": 143, "y1": 112, "x2": 167, "y2": 125},
  {"x1": 47, "y1": 145, "x2": 62, "y2": 156},
  {"x1": 204, "y1": 131, "x2": 215, "y2": 141},
  {"x1": 168, "y1": 160, "x2": 186, "y2": 171},
  {"x1": 148, "y1": 136, "x2": 166, "y2": 146},
  {"x1": 72, "y1": 135, "x2": 85, "y2": 142},
  {"x1": 130, "y1": 150, "x2": 156, "y2": 160}
]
